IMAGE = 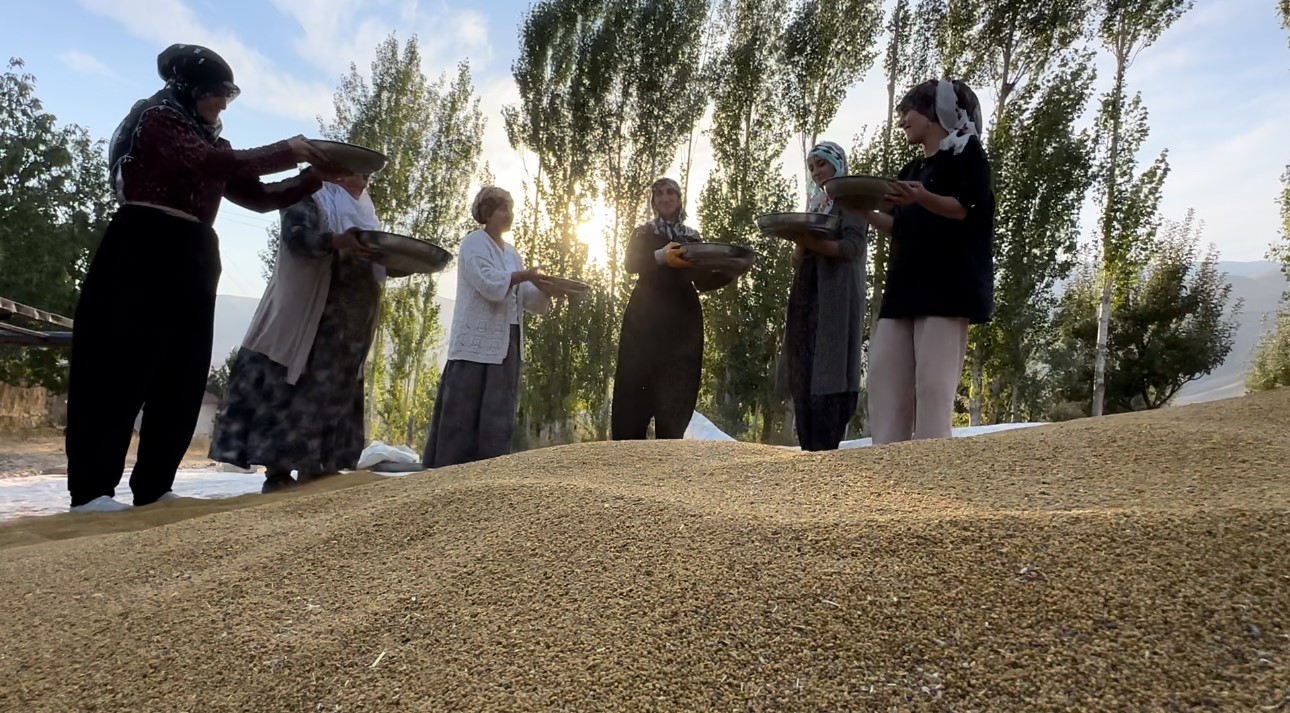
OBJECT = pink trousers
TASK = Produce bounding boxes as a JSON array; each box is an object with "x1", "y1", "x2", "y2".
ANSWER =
[{"x1": 867, "y1": 316, "x2": 970, "y2": 445}]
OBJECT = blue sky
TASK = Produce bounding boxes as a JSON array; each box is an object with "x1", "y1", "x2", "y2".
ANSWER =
[{"x1": 4, "y1": 0, "x2": 1288, "y2": 300}]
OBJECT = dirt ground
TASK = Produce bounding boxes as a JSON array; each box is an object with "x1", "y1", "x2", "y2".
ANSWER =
[{"x1": 0, "y1": 432, "x2": 216, "y2": 479}]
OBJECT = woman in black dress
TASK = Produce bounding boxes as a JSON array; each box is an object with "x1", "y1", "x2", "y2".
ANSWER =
[
  {"x1": 864, "y1": 79, "x2": 995, "y2": 444},
  {"x1": 611, "y1": 178, "x2": 727, "y2": 440},
  {"x1": 65, "y1": 44, "x2": 332, "y2": 512}
]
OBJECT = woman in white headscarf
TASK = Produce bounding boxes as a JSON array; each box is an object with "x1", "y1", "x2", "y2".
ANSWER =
[
  {"x1": 776, "y1": 141, "x2": 868, "y2": 451},
  {"x1": 863, "y1": 78, "x2": 995, "y2": 445},
  {"x1": 210, "y1": 171, "x2": 384, "y2": 492}
]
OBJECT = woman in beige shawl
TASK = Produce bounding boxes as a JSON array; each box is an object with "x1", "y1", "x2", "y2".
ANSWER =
[{"x1": 209, "y1": 171, "x2": 382, "y2": 492}]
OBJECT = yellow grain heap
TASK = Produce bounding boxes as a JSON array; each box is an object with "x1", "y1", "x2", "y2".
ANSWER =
[{"x1": 2, "y1": 390, "x2": 1288, "y2": 711}]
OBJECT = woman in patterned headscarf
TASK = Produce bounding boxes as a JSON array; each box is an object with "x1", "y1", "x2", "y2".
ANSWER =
[
  {"x1": 611, "y1": 178, "x2": 728, "y2": 440},
  {"x1": 776, "y1": 141, "x2": 868, "y2": 451},
  {"x1": 64, "y1": 44, "x2": 335, "y2": 513},
  {"x1": 864, "y1": 78, "x2": 994, "y2": 445}
]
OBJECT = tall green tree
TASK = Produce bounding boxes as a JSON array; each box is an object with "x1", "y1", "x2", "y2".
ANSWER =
[
  {"x1": 317, "y1": 36, "x2": 485, "y2": 447},
  {"x1": 505, "y1": 0, "x2": 607, "y2": 446},
  {"x1": 974, "y1": 55, "x2": 1097, "y2": 423},
  {"x1": 781, "y1": 0, "x2": 882, "y2": 207},
  {"x1": 850, "y1": 0, "x2": 935, "y2": 344},
  {"x1": 955, "y1": 0, "x2": 1092, "y2": 425},
  {"x1": 0, "y1": 59, "x2": 113, "y2": 391},
  {"x1": 698, "y1": 0, "x2": 795, "y2": 442},
  {"x1": 1090, "y1": 0, "x2": 1191, "y2": 417},
  {"x1": 1051, "y1": 210, "x2": 1239, "y2": 413},
  {"x1": 1247, "y1": 6, "x2": 1290, "y2": 392},
  {"x1": 579, "y1": 0, "x2": 710, "y2": 437}
]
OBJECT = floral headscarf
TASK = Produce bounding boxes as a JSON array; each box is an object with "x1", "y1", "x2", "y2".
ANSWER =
[{"x1": 806, "y1": 141, "x2": 848, "y2": 213}]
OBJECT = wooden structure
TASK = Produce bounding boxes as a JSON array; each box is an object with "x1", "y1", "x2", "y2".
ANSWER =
[{"x1": 0, "y1": 296, "x2": 73, "y2": 348}]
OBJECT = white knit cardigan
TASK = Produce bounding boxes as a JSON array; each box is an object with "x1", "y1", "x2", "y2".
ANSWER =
[{"x1": 446, "y1": 229, "x2": 550, "y2": 364}]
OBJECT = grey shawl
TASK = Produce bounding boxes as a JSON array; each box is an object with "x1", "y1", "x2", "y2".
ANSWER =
[{"x1": 776, "y1": 205, "x2": 868, "y2": 397}]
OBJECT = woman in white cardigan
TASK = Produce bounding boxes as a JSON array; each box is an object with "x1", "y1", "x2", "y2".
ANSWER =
[{"x1": 422, "y1": 186, "x2": 562, "y2": 467}]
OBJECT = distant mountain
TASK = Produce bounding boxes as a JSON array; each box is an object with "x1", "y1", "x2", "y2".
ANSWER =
[
  {"x1": 213, "y1": 293, "x2": 456, "y2": 370},
  {"x1": 212, "y1": 295, "x2": 260, "y2": 365},
  {"x1": 1174, "y1": 261, "x2": 1286, "y2": 405},
  {"x1": 211, "y1": 261, "x2": 1286, "y2": 407}
]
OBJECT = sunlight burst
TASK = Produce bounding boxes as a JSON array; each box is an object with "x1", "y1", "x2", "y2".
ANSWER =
[{"x1": 574, "y1": 202, "x2": 614, "y2": 268}]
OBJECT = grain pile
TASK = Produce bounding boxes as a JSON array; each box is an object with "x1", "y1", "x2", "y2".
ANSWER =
[{"x1": 1, "y1": 391, "x2": 1288, "y2": 712}]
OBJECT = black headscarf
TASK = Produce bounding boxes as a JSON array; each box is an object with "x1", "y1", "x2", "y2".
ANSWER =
[{"x1": 108, "y1": 44, "x2": 240, "y2": 194}]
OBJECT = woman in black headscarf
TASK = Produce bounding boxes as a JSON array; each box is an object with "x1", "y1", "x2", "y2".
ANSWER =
[
  {"x1": 64, "y1": 44, "x2": 336, "y2": 513},
  {"x1": 611, "y1": 178, "x2": 728, "y2": 440}
]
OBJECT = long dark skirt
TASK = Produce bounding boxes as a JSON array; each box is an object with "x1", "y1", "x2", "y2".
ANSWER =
[
  {"x1": 209, "y1": 258, "x2": 380, "y2": 474},
  {"x1": 65, "y1": 205, "x2": 221, "y2": 506},
  {"x1": 611, "y1": 286, "x2": 703, "y2": 440},
  {"x1": 422, "y1": 325, "x2": 522, "y2": 468},
  {"x1": 785, "y1": 257, "x2": 857, "y2": 452}
]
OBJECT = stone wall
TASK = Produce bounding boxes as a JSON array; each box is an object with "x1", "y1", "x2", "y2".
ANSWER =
[{"x1": 0, "y1": 384, "x2": 66, "y2": 431}]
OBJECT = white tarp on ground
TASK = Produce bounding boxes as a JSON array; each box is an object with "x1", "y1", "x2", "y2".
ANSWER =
[
  {"x1": 682, "y1": 411, "x2": 1046, "y2": 448},
  {"x1": 357, "y1": 441, "x2": 420, "y2": 470},
  {"x1": 1, "y1": 417, "x2": 1044, "y2": 521}
]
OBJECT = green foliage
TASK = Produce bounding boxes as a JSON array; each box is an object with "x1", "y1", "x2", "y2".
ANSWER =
[
  {"x1": 1246, "y1": 302, "x2": 1290, "y2": 393},
  {"x1": 781, "y1": 0, "x2": 882, "y2": 201},
  {"x1": 0, "y1": 59, "x2": 113, "y2": 391},
  {"x1": 1246, "y1": 4, "x2": 1290, "y2": 394},
  {"x1": 849, "y1": 0, "x2": 935, "y2": 355},
  {"x1": 1051, "y1": 211, "x2": 1239, "y2": 413},
  {"x1": 698, "y1": 0, "x2": 796, "y2": 442},
  {"x1": 205, "y1": 349, "x2": 238, "y2": 402},
  {"x1": 978, "y1": 53, "x2": 1097, "y2": 422},
  {"x1": 580, "y1": 0, "x2": 711, "y2": 437},
  {"x1": 1094, "y1": 96, "x2": 1169, "y2": 294},
  {"x1": 318, "y1": 36, "x2": 485, "y2": 448},
  {"x1": 1089, "y1": 0, "x2": 1191, "y2": 416},
  {"x1": 506, "y1": 0, "x2": 610, "y2": 445},
  {"x1": 505, "y1": 0, "x2": 711, "y2": 444},
  {"x1": 1273, "y1": 164, "x2": 1290, "y2": 286},
  {"x1": 259, "y1": 223, "x2": 280, "y2": 282}
]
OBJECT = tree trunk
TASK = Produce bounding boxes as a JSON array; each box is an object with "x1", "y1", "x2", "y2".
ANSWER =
[
  {"x1": 968, "y1": 345, "x2": 983, "y2": 425},
  {"x1": 868, "y1": 1, "x2": 903, "y2": 338},
  {"x1": 365, "y1": 324, "x2": 383, "y2": 441},
  {"x1": 1093, "y1": 44, "x2": 1129, "y2": 418},
  {"x1": 968, "y1": 27, "x2": 1015, "y2": 427}
]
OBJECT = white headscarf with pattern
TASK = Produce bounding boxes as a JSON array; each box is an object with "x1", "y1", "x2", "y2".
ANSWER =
[
  {"x1": 806, "y1": 141, "x2": 848, "y2": 213},
  {"x1": 314, "y1": 180, "x2": 385, "y2": 281},
  {"x1": 934, "y1": 79, "x2": 983, "y2": 156}
]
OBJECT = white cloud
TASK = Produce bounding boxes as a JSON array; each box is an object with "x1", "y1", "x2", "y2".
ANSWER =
[
  {"x1": 267, "y1": 0, "x2": 494, "y2": 83},
  {"x1": 58, "y1": 51, "x2": 116, "y2": 79},
  {"x1": 76, "y1": 0, "x2": 335, "y2": 123}
]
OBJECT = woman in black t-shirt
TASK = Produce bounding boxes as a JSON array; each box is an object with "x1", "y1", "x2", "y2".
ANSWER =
[{"x1": 863, "y1": 79, "x2": 995, "y2": 445}]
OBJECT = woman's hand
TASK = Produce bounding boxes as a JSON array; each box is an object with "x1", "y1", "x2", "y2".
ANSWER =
[
  {"x1": 510, "y1": 266, "x2": 544, "y2": 287},
  {"x1": 885, "y1": 180, "x2": 929, "y2": 206},
  {"x1": 665, "y1": 242, "x2": 693, "y2": 269},
  {"x1": 288, "y1": 135, "x2": 338, "y2": 171},
  {"x1": 331, "y1": 227, "x2": 374, "y2": 257}
]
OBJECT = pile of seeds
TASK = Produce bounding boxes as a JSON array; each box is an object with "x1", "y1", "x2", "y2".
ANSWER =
[{"x1": 2, "y1": 390, "x2": 1288, "y2": 711}]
